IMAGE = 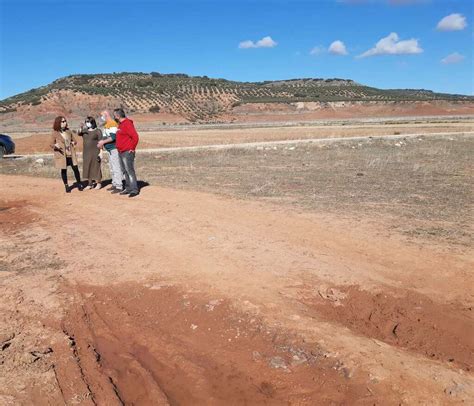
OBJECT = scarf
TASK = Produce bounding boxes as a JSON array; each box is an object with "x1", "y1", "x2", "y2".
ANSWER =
[{"x1": 60, "y1": 131, "x2": 72, "y2": 156}]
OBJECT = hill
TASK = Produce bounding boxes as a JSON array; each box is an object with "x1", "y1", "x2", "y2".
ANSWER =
[{"x1": 1, "y1": 72, "x2": 473, "y2": 124}]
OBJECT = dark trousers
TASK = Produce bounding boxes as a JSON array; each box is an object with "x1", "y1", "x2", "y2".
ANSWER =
[
  {"x1": 61, "y1": 157, "x2": 81, "y2": 185},
  {"x1": 119, "y1": 151, "x2": 138, "y2": 193}
]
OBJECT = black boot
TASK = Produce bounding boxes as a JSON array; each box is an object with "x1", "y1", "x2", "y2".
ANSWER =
[{"x1": 64, "y1": 184, "x2": 71, "y2": 193}]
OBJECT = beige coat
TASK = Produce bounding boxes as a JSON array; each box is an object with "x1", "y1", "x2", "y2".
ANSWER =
[{"x1": 49, "y1": 130, "x2": 79, "y2": 170}]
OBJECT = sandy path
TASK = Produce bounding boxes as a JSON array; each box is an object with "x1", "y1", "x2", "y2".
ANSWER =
[
  {"x1": 9, "y1": 131, "x2": 474, "y2": 160},
  {"x1": 0, "y1": 175, "x2": 472, "y2": 404}
]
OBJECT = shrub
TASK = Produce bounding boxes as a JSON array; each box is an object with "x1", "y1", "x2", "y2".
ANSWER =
[
  {"x1": 0, "y1": 107, "x2": 17, "y2": 113},
  {"x1": 137, "y1": 80, "x2": 154, "y2": 87}
]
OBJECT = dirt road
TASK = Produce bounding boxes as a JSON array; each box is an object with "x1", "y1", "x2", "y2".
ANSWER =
[{"x1": 1, "y1": 175, "x2": 473, "y2": 404}]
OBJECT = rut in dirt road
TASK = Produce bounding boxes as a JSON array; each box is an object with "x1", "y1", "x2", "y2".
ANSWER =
[{"x1": 58, "y1": 282, "x2": 402, "y2": 405}]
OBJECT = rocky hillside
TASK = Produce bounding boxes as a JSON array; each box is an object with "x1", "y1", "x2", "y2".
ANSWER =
[{"x1": 1, "y1": 72, "x2": 472, "y2": 123}]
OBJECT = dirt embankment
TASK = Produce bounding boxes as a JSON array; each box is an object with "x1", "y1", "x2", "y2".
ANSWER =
[
  {"x1": 302, "y1": 284, "x2": 473, "y2": 371},
  {"x1": 1, "y1": 98, "x2": 473, "y2": 132},
  {"x1": 230, "y1": 100, "x2": 474, "y2": 123}
]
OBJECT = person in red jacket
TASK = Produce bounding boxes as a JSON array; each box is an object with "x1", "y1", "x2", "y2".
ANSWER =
[{"x1": 113, "y1": 108, "x2": 140, "y2": 197}]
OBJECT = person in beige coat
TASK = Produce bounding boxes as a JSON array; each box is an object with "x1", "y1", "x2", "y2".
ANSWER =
[{"x1": 49, "y1": 116, "x2": 83, "y2": 193}]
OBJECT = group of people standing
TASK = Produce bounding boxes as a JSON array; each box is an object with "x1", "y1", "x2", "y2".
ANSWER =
[{"x1": 49, "y1": 108, "x2": 140, "y2": 197}]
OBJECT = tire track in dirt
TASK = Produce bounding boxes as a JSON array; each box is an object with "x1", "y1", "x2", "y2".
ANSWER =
[
  {"x1": 59, "y1": 282, "x2": 402, "y2": 405},
  {"x1": 0, "y1": 204, "x2": 92, "y2": 405}
]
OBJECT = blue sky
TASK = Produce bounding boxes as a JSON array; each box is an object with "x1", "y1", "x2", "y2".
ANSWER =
[{"x1": 0, "y1": 0, "x2": 472, "y2": 99}]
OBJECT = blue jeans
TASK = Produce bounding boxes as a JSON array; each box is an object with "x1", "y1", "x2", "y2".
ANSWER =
[{"x1": 119, "y1": 151, "x2": 138, "y2": 193}]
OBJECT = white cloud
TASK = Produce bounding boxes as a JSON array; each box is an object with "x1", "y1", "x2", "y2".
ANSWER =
[
  {"x1": 437, "y1": 13, "x2": 467, "y2": 31},
  {"x1": 256, "y1": 36, "x2": 278, "y2": 48},
  {"x1": 238, "y1": 36, "x2": 278, "y2": 49},
  {"x1": 328, "y1": 40, "x2": 348, "y2": 55},
  {"x1": 441, "y1": 52, "x2": 465, "y2": 64},
  {"x1": 358, "y1": 32, "x2": 423, "y2": 57},
  {"x1": 238, "y1": 40, "x2": 255, "y2": 49},
  {"x1": 310, "y1": 45, "x2": 325, "y2": 56}
]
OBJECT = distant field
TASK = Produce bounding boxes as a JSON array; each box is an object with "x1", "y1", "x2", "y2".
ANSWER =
[{"x1": 7, "y1": 120, "x2": 474, "y2": 154}]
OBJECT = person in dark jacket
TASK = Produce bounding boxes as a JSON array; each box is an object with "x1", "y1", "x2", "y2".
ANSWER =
[
  {"x1": 112, "y1": 108, "x2": 140, "y2": 197},
  {"x1": 78, "y1": 117, "x2": 103, "y2": 190}
]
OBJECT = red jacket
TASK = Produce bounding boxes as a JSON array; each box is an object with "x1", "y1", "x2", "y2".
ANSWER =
[{"x1": 116, "y1": 118, "x2": 139, "y2": 152}]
